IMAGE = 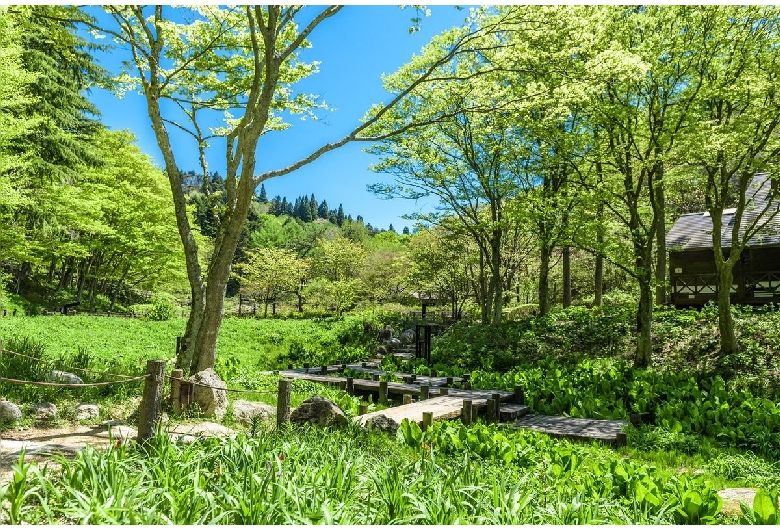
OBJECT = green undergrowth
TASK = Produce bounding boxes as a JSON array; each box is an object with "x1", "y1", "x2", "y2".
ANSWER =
[{"x1": 3, "y1": 421, "x2": 778, "y2": 524}]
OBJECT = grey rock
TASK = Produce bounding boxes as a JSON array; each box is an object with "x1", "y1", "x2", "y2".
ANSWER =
[
  {"x1": 169, "y1": 421, "x2": 236, "y2": 439},
  {"x1": 378, "y1": 325, "x2": 394, "y2": 340},
  {"x1": 362, "y1": 414, "x2": 400, "y2": 435},
  {"x1": 0, "y1": 400, "x2": 22, "y2": 423},
  {"x1": 75, "y1": 403, "x2": 100, "y2": 421},
  {"x1": 290, "y1": 396, "x2": 348, "y2": 428},
  {"x1": 30, "y1": 402, "x2": 57, "y2": 421},
  {"x1": 191, "y1": 368, "x2": 228, "y2": 420},
  {"x1": 718, "y1": 488, "x2": 760, "y2": 516},
  {"x1": 232, "y1": 400, "x2": 275, "y2": 427},
  {"x1": 399, "y1": 329, "x2": 415, "y2": 344},
  {"x1": 384, "y1": 338, "x2": 401, "y2": 351},
  {"x1": 48, "y1": 370, "x2": 83, "y2": 385}
]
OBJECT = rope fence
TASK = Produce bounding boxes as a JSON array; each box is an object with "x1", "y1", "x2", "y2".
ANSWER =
[
  {"x1": 165, "y1": 375, "x2": 278, "y2": 395},
  {"x1": 0, "y1": 375, "x2": 148, "y2": 387},
  {"x1": 0, "y1": 346, "x2": 147, "y2": 381},
  {"x1": 0, "y1": 337, "x2": 334, "y2": 442}
]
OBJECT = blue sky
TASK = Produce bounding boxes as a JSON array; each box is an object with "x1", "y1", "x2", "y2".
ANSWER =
[{"x1": 85, "y1": 6, "x2": 472, "y2": 232}]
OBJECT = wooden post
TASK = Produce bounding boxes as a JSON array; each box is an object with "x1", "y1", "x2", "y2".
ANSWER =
[
  {"x1": 403, "y1": 394, "x2": 412, "y2": 405},
  {"x1": 347, "y1": 377, "x2": 354, "y2": 395},
  {"x1": 422, "y1": 411, "x2": 433, "y2": 431},
  {"x1": 486, "y1": 398, "x2": 497, "y2": 423},
  {"x1": 379, "y1": 381, "x2": 388, "y2": 404},
  {"x1": 420, "y1": 385, "x2": 430, "y2": 401},
  {"x1": 492, "y1": 393, "x2": 502, "y2": 420},
  {"x1": 288, "y1": 363, "x2": 293, "y2": 370},
  {"x1": 463, "y1": 381, "x2": 472, "y2": 390},
  {"x1": 514, "y1": 385, "x2": 525, "y2": 405},
  {"x1": 362, "y1": 362, "x2": 367, "y2": 368},
  {"x1": 137, "y1": 360, "x2": 166, "y2": 442},
  {"x1": 440, "y1": 387, "x2": 449, "y2": 396},
  {"x1": 615, "y1": 432, "x2": 627, "y2": 448},
  {"x1": 462, "y1": 373, "x2": 471, "y2": 382},
  {"x1": 303, "y1": 363, "x2": 310, "y2": 374},
  {"x1": 446, "y1": 376, "x2": 454, "y2": 385},
  {"x1": 410, "y1": 374, "x2": 416, "y2": 383},
  {"x1": 373, "y1": 373, "x2": 380, "y2": 382},
  {"x1": 170, "y1": 368, "x2": 183, "y2": 414},
  {"x1": 359, "y1": 403, "x2": 369, "y2": 415},
  {"x1": 462, "y1": 399, "x2": 473, "y2": 426},
  {"x1": 276, "y1": 379, "x2": 291, "y2": 428},
  {"x1": 320, "y1": 365, "x2": 328, "y2": 375}
]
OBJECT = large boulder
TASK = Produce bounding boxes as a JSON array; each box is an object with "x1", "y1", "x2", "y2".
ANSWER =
[
  {"x1": 48, "y1": 370, "x2": 83, "y2": 385},
  {"x1": 30, "y1": 402, "x2": 57, "y2": 421},
  {"x1": 290, "y1": 396, "x2": 348, "y2": 428},
  {"x1": 399, "y1": 329, "x2": 415, "y2": 345},
  {"x1": 75, "y1": 403, "x2": 100, "y2": 421},
  {"x1": 190, "y1": 368, "x2": 228, "y2": 420},
  {"x1": 362, "y1": 414, "x2": 400, "y2": 435},
  {"x1": 0, "y1": 400, "x2": 22, "y2": 423},
  {"x1": 232, "y1": 400, "x2": 275, "y2": 427}
]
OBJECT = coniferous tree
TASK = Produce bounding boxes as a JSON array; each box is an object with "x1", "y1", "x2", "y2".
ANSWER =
[
  {"x1": 318, "y1": 199, "x2": 329, "y2": 218},
  {"x1": 309, "y1": 194, "x2": 318, "y2": 219},
  {"x1": 337, "y1": 204, "x2": 345, "y2": 227},
  {"x1": 258, "y1": 183, "x2": 268, "y2": 203},
  {"x1": 403, "y1": 226, "x2": 410, "y2": 235}
]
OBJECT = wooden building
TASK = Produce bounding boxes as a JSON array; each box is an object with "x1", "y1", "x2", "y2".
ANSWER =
[{"x1": 665, "y1": 174, "x2": 780, "y2": 307}]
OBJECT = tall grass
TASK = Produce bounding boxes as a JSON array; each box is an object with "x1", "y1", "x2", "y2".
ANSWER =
[{"x1": 2, "y1": 422, "x2": 750, "y2": 525}]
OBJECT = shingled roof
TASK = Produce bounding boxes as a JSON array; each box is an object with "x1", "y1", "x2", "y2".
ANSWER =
[{"x1": 666, "y1": 173, "x2": 780, "y2": 251}]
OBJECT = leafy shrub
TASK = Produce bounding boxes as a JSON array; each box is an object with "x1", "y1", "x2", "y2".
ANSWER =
[{"x1": 146, "y1": 294, "x2": 177, "y2": 321}]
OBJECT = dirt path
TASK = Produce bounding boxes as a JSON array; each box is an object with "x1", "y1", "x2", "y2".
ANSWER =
[{"x1": 0, "y1": 421, "x2": 237, "y2": 484}]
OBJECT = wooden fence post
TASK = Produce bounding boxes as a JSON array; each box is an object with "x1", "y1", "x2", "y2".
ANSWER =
[
  {"x1": 373, "y1": 373, "x2": 380, "y2": 382},
  {"x1": 514, "y1": 385, "x2": 525, "y2": 405},
  {"x1": 440, "y1": 387, "x2": 449, "y2": 396},
  {"x1": 347, "y1": 377, "x2": 354, "y2": 395},
  {"x1": 492, "y1": 393, "x2": 501, "y2": 420},
  {"x1": 170, "y1": 368, "x2": 183, "y2": 414},
  {"x1": 486, "y1": 398, "x2": 497, "y2": 423},
  {"x1": 379, "y1": 381, "x2": 388, "y2": 404},
  {"x1": 321, "y1": 365, "x2": 328, "y2": 375},
  {"x1": 359, "y1": 402, "x2": 369, "y2": 415},
  {"x1": 615, "y1": 431, "x2": 627, "y2": 448},
  {"x1": 420, "y1": 385, "x2": 430, "y2": 401},
  {"x1": 422, "y1": 411, "x2": 433, "y2": 431},
  {"x1": 277, "y1": 378, "x2": 291, "y2": 428},
  {"x1": 403, "y1": 394, "x2": 412, "y2": 405},
  {"x1": 462, "y1": 399, "x2": 473, "y2": 426},
  {"x1": 137, "y1": 360, "x2": 166, "y2": 443}
]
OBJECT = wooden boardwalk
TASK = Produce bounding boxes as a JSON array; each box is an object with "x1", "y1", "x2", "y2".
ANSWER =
[
  {"x1": 513, "y1": 415, "x2": 628, "y2": 445},
  {"x1": 281, "y1": 364, "x2": 627, "y2": 445}
]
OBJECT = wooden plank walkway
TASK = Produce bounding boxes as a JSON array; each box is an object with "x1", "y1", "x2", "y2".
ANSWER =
[
  {"x1": 512, "y1": 414, "x2": 627, "y2": 444},
  {"x1": 355, "y1": 395, "x2": 467, "y2": 428},
  {"x1": 281, "y1": 365, "x2": 628, "y2": 445}
]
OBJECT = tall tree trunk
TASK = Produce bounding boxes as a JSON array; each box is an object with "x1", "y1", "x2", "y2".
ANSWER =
[
  {"x1": 654, "y1": 176, "x2": 667, "y2": 305},
  {"x1": 562, "y1": 246, "x2": 572, "y2": 308},
  {"x1": 490, "y1": 231, "x2": 503, "y2": 325},
  {"x1": 635, "y1": 275, "x2": 653, "y2": 368},
  {"x1": 538, "y1": 241, "x2": 552, "y2": 316},
  {"x1": 716, "y1": 265, "x2": 737, "y2": 355}
]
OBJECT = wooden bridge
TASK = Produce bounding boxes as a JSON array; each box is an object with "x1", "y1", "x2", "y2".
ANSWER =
[{"x1": 280, "y1": 363, "x2": 628, "y2": 446}]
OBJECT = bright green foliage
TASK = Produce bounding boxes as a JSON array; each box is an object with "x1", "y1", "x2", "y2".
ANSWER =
[
  {"x1": 2, "y1": 421, "x2": 745, "y2": 525},
  {"x1": 234, "y1": 247, "x2": 305, "y2": 317}
]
